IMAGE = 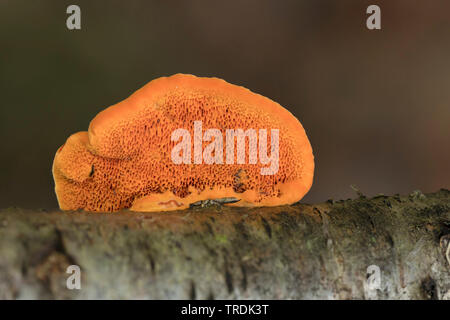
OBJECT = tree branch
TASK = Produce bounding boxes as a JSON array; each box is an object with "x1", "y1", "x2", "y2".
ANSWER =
[{"x1": 0, "y1": 189, "x2": 449, "y2": 299}]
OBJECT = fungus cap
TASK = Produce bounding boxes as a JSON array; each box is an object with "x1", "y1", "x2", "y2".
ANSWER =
[{"x1": 52, "y1": 74, "x2": 314, "y2": 212}]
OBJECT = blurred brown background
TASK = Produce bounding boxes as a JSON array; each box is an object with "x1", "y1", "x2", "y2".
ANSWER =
[{"x1": 0, "y1": 0, "x2": 449, "y2": 209}]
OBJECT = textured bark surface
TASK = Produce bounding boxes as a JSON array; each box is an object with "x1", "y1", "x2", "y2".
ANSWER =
[{"x1": 0, "y1": 189, "x2": 449, "y2": 300}]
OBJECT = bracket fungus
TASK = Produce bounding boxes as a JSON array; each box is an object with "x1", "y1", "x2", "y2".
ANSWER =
[{"x1": 52, "y1": 74, "x2": 314, "y2": 212}]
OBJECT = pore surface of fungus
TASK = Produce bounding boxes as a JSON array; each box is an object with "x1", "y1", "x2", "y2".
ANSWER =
[{"x1": 53, "y1": 74, "x2": 314, "y2": 212}]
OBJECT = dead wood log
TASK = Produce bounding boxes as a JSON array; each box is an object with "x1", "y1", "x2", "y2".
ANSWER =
[{"x1": 0, "y1": 189, "x2": 449, "y2": 299}]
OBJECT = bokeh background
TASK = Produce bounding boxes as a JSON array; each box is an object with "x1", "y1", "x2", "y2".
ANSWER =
[{"x1": 1, "y1": 0, "x2": 449, "y2": 209}]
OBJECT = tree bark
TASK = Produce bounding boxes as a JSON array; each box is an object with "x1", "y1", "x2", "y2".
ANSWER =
[{"x1": 0, "y1": 189, "x2": 449, "y2": 300}]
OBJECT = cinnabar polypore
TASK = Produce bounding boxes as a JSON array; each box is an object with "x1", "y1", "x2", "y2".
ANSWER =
[{"x1": 52, "y1": 74, "x2": 314, "y2": 212}]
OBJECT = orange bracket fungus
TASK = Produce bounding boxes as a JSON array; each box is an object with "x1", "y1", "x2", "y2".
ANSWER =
[{"x1": 52, "y1": 74, "x2": 314, "y2": 212}]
